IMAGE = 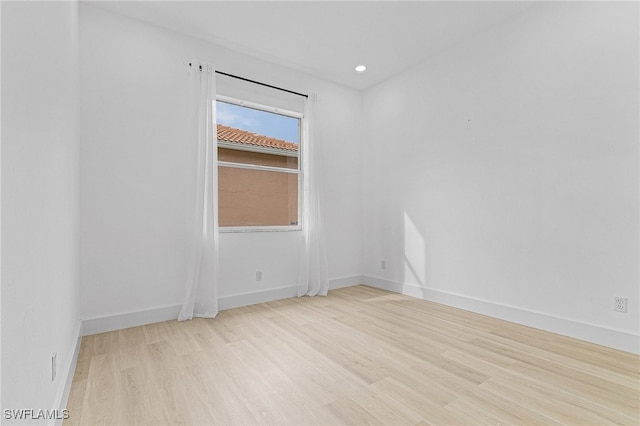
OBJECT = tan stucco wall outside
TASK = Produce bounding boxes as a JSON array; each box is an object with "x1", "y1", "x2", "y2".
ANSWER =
[{"x1": 218, "y1": 148, "x2": 298, "y2": 227}]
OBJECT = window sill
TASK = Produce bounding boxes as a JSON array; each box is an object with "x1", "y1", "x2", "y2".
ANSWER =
[{"x1": 219, "y1": 226, "x2": 302, "y2": 233}]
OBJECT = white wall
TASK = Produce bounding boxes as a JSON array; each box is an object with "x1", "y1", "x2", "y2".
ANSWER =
[
  {"x1": 79, "y1": 5, "x2": 362, "y2": 326},
  {"x1": 1, "y1": 1, "x2": 80, "y2": 420},
  {"x1": 362, "y1": 2, "x2": 639, "y2": 352}
]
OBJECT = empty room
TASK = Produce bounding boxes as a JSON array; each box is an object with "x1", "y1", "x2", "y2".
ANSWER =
[{"x1": 1, "y1": 1, "x2": 638, "y2": 425}]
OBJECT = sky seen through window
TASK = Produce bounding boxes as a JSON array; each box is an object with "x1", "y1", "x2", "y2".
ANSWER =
[{"x1": 216, "y1": 101, "x2": 299, "y2": 144}]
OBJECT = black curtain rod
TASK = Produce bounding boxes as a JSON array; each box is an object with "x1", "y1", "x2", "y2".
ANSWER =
[{"x1": 215, "y1": 70, "x2": 308, "y2": 99}]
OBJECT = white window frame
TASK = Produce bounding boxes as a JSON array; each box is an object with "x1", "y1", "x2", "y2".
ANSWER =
[{"x1": 216, "y1": 95, "x2": 303, "y2": 233}]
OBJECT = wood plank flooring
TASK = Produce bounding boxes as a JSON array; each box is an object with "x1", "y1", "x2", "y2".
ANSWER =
[{"x1": 66, "y1": 285, "x2": 640, "y2": 425}]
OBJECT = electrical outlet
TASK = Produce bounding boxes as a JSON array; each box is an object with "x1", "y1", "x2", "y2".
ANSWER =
[
  {"x1": 614, "y1": 296, "x2": 628, "y2": 313},
  {"x1": 381, "y1": 260, "x2": 386, "y2": 270},
  {"x1": 256, "y1": 271, "x2": 262, "y2": 281},
  {"x1": 52, "y1": 353, "x2": 57, "y2": 382}
]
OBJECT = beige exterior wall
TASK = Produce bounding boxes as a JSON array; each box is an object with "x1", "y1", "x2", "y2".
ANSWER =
[{"x1": 218, "y1": 147, "x2": 299, "y2": 227}]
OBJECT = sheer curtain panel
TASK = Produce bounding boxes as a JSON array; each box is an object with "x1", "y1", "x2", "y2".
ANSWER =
[
  {"x1": 297, "y1": 94, "x2": 330, "y2": 297},
  {"x1": 179, "y1": 63, "x2": 219, "y2": 321}
]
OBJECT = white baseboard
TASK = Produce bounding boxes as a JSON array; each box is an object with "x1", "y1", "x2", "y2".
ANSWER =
[
  {"x1": 218, "y1": 286, "x2": 298, "y2": 310},
  {"x1": 362, "y1": 275, "x2": 404, "y2": 293},
  {"x1": 329, "y1": 275, "x2": 364, "y2": 290},
  {"x1": 81, "y1": 304, "x2": 182, "y2": 336},
  {"x1": 81, "y1": 275, "x2": 364, "y2": 336},
  {"x1": 54, "y1": 321, "x2": 82, "y2": 426},
  {"x1": 79, "y1": 275, "x2": 638, "y2": 354},
  {"x1": 219, "y1": 276, "x2": 362, "y2": 310},
  {"x1": 363, "y1": 275, "x2": 640, "y2": 354}
]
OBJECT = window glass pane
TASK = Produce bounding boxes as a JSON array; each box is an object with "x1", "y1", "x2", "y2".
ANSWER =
[
  {"x1": 217, "y1": 101, "x2": 299, "y2": 170},
  {"x1": 216, "y1": 98, "x2": 301, "y2": 229},
  {"x1": 218, "y1": 166, "x2": 299, "y2": 227},
  {"x1": 217, "y1": 101, "x2": 299, "y2": 143}
]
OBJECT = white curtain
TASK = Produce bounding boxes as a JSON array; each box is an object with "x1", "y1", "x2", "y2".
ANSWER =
[
  {"x1": 297, "y1": 94, "x2": 329, "y2": 297},
  {"x1": 179, "y1": 63, "x2": 219, "y2": 320}
]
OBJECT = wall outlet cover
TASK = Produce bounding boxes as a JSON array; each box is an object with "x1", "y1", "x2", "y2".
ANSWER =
[{"x1": 614, "y1": 296, "x2": 628, "y2": 313}]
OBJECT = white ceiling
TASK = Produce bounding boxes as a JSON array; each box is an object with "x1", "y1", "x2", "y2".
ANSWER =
[{"x1": 93, "y1": 1, "x2": 535, "y2": 91}]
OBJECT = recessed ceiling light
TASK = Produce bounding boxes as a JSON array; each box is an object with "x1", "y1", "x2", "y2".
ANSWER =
[{"x1": 355, "y1": 65, "x2": 367, "y2": 73}]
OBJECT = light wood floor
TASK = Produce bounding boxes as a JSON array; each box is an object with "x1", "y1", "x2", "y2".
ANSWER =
[{"x1": 66, "y1": 285, "x2": 639, "y2": 425}]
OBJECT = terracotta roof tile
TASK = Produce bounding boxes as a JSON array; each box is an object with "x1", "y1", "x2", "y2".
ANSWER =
[{"x1": 217, "y1": 124, "x2": 298, "y2": 152}]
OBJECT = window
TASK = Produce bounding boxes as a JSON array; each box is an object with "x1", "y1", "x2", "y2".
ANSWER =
[{"x1": 216, "y1": 97, "x2": 302, "y2": 231}]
